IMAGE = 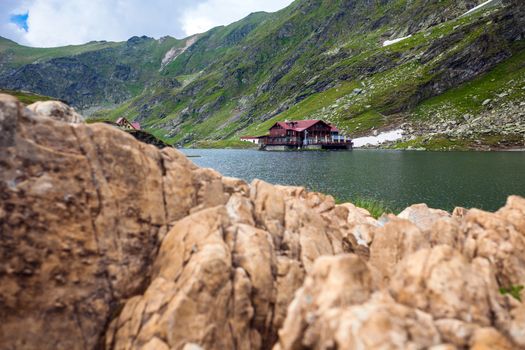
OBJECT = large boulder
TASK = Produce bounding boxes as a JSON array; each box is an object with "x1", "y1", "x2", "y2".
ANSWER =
[
  {"x1": 389, "y1": 245, "x2": 497, "y2": 326},
  {"x1": 0, "y1": 94, "x2": 196, "y2": 349},
  {"x1": 450, "y1": 201, "x2": 525, "y2": 288},
  {"x1": 275, "y1": 255, "x2": 375, "y2": 350},
  {"x1": 398, "y1": 203, "x2": 450, "y2": 230},
  {"x1": 27, "y1": 100, "x2": 85, "y2": 123}
]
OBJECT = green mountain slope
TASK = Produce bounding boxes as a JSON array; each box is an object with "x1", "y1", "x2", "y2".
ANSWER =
[
  {"x1": 0, "y1": 35, "x2": 186, "y2": 111},
  {"x1": 0, "y1": 88, "x2": 54, "y2": 105},
  {"x1": 0, "y1": 0, "x2": 523, "y2": 148}
]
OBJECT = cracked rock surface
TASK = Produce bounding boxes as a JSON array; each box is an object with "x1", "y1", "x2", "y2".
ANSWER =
[
  {"x1": 0, "y1": 94, "x2": 197, "y2": 349},
  {"x1": 275, "y1": 200, "x2": 525, "y2": 350}
]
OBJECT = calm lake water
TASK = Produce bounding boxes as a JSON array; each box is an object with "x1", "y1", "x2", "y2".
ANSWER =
[{"x1": 181, "y1": 149, "x2": 525, "y2": 212}]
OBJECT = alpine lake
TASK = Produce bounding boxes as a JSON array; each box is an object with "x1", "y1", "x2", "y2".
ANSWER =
[{"x1": 181, "y1": 149, "x2": 525, "y2": 213}]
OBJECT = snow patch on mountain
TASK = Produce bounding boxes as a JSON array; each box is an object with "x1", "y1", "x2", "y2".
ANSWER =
[
  {"x1": 383, "y1": 35, "x2": 412, "y2": 47},
  {"x1": 353, "y1": 129, "x2": 404, "y2": 148},
  {"x1": 461, "y1": 0, "x2": 502, "y2": 17}
]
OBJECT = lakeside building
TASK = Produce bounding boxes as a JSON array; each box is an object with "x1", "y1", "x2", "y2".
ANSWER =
[
  {"x1": 115, "y1": 117, "x2": 141, "y2": 130},
  {"x1": 239, "y1": 136, "x2": 261, "y2": 145},
  {"x1": 245, "y1": 120, "x2": 352, "y2": 150}
]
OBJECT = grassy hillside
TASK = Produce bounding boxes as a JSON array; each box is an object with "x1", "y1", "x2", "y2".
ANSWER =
[
  {"x1": 1, "y1": 0, "x2": 523, "y2": 148},
  {"x1": 0, "y1": 88, "x2": 54, "y2": 105},
  {"x1": 0, "y1": 36, "x2": 121, "y2": 70}
]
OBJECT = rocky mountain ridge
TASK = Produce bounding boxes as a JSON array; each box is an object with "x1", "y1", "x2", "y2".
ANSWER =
[
  {"x1": 0, "y1": 0, "x2": 524, "y2": 149},
  {"x1": 0, "y1": 35, "x2": 184, "y2": 112},
  {"x1": 1, "y1": 93, "x2": 525, "y2": 349}
]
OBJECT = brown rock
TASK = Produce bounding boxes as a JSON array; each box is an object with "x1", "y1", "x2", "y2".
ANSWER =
[
  {"x1": 226, "y1": 193, "x2": 255, "y2": 226},
  {"x1": 398, "y1": 203, "x2": 450, "y2": 230},
  {"x1": 276, "y1": 254, "x2": 374, "y2": 350},
  {"x1": 276, "y1": 244, "x2": 524, "y2": 350},
  {"x1": 276, "y1": 291, "x2": 442, "y2": 350},
  {"x1": 222, "y1": 176, "x2": 250, "y2": 196},
  {"x1": 497, "y1": 196, "x2": 525, "y2": 232},
  {"x1": 369, "y1": 216, "x2": 430, "y2": 283},
  {"x1": 0, "y1": 94, "x2": 195, "y2": 349},
  {"x1": 109, "y1": 206, "x2": 236, "y2": 350},
  {"x1": 272, "y1": 258, "x2": 305, "y2": 336},
  {"x1": 0, "y1": 94, "x2": 360, "y2": 349},
  {"x1": 434, "y1": 319, "x2": 477, "y2": 347},
  {"x1": 251, "y1": 179, "x2": 286, "y2": 245},
  {"x1": 509, "y1": 304, "x2": 525, "y2": 347},
  {"x1": 429, "y1": 217, "x2": 465, "y2": 249},
  {"x1": 462, "y1": 208, "x2": 525, "y2": 287},
  {"x1": 108, "y1": 194, "x2": 357, "y2": 350},
  {"x1": 470, "y1": 327, "x2": 515, "y2": 350},
  {"x1": 190, "y1": 167, "x2": 229, "y2": 213},
  {"x1": 452, "y1": 206, "x2": 469, "y2": 218},
  {"x1": 389, "y1": 245, "x2": 493, "y2": 325},
  {"x1": 337, "y1": 202, "x2": 378, "y2": 248}
]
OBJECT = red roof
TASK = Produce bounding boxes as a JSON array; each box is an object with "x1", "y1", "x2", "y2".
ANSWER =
[
  {"x1": 115, "y1": 117, "x2": 141, "y2": 130},
  {"x1": 272, "y1": 120, "x2": 338, "y2": 132}
]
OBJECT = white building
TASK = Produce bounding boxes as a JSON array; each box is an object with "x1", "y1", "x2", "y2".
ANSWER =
[{"x1": 240, "y1": 136, "x2": 261, "y2": 144}]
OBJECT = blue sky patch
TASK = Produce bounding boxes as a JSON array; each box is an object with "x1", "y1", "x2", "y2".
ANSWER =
[{"x1": 10, "y1": 12, "x2": 29, "y2": 32}]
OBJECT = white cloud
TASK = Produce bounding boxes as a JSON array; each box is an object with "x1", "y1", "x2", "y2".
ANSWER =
[
  {"x1": 0, "y1": 0, "x2": 294, "y2": 48},
  {"x1": 181, "y1": 0, "x2": 293, "y2": 36}
]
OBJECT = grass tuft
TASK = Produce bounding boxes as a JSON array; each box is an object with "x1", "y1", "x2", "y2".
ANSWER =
[
  {"x1": 499, "y1": 285, "x2": 524, "y2": 302},
  {"x1": 352, "y1": 197, "x2": 397, "y2": 219},
  {"x1": 334, "y1": 195, "x2": 397, "y2": 219}
]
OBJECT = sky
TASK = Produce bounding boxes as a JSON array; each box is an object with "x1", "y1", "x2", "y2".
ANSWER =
[{"x1": 0, "y1": 0, "x2": 294, "y2": 48}]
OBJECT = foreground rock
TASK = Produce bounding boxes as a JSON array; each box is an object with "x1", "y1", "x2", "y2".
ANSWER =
[
  {"x1": 0, "y1": 94, "x2": 365, "y2": 349},
  {"x1": 275, "y1": 201, "x2": 525, "y2": 349},
  {"x1": 1, "y1": 94, "x2": 524, "y2": 349},
  {"x1": 0, "y1": 94, "x2": 197, "y2": 349}
]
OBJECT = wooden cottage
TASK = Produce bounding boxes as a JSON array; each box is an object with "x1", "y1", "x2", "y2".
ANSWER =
[
  {"x1": 115, "y1": 117, "x2": 141, "y2": 130},
  {"x1": 259, "y1": 120, "x2": 352, "y2": 150}
]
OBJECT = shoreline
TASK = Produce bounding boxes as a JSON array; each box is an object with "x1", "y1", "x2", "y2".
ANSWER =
[{"x1": 182, "y1": 145, "x2": 525, "y2": 152}]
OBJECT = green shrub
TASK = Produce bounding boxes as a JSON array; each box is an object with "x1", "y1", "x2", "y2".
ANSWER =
[
  {"x1": 333, "y1": 195, "x2": 397, "y2": 219},
  {"x1": 499, "y1": 285, "x2": 524, "y2": 302}
]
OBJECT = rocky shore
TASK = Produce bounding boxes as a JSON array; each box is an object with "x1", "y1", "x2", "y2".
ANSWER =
[
  {"x1": 1, "y1": 94, "x2": 524, "y2": 349},
  {"x1": 393, "y1": 99, "x2": 525, "y2": 151}
]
